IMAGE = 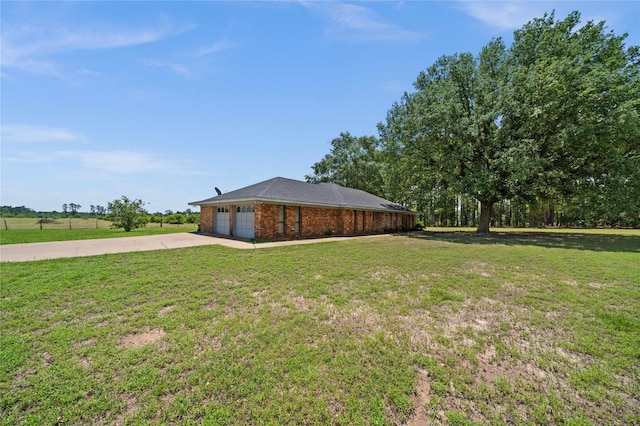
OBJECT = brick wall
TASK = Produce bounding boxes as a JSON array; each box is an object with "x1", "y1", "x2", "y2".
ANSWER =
[
  {"x1": 253, "y1": 202, "x2": 415, "y2": 240},
  {"x1": 254, "y1": 203, "x2": 277, "y2": 239},
  {"x1": 200, "y1": 206, "x2": 214, "y2": 234},
  {"x1": 301, "y1": 207, "x2": 342, "y2": 237}
]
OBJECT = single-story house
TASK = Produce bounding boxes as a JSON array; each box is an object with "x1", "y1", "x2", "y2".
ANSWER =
[{"x1": 189, "y1": 177, "x2": 416, "y2": 240}]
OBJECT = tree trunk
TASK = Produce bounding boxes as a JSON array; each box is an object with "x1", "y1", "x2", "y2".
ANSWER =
[
  {"x1": 472, "y1": 202, "x2": 476, "y2": 226},
  {"x1": 476, "y1": 200, "x2": 494, "y2": 233},
  {"x1": 546, "y1": 204, "x2": 555, "y2": 227}
]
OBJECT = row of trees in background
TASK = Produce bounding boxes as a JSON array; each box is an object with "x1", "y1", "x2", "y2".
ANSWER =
[
  {"x1": 307, "y1": 11, "x2": 639, "y2": 232},
  {"x1": 408, "y1": 191, "x2": 639, "y2": 229},
  {"x1": 62, "y1": 203, "x2": 84, "y2": 215},
  {"x1": 0, "y1": 203, "x2": 199, "y2": 226},
  {"x1": 2, "y1": 203, "x2": 108, "y2": 217}
]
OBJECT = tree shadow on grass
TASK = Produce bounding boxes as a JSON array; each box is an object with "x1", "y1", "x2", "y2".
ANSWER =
[{"x1": 408, "y1": 230, "x2": 640, "y2": 253}]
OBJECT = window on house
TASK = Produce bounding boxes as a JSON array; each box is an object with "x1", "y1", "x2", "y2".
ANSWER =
[
  {"x1": 278, "y1": 205, "x2": 285, "y2": 234},
  {"x1": 295, "y1": 207, "x2": 301, "y2": 233},
  {"x1": 353, "y1": 210, "x2": 358, "y2": 232}
]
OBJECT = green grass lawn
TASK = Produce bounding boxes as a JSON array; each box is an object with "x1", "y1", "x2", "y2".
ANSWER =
[
  {"x1": 1, "y1": 232, "x2": 639, "y2": 425},
  {"x1": 0, "y1": 223, "x2": 198, "y2": 245}
]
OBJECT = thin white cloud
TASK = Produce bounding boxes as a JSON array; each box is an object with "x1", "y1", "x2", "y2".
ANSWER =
[
  {"x1": 1, "y1": 124, "x2": 84, "y2": 143},
  {"x1": 2, "y1": 151, "x2": 52, "y2": 164},
  {"x1": 58, "y1": 150, "x2": 170, "y2": 174},
  {"x1": 455, "y1": 2, "x2": 625, "y2": 34},
  {"x1": 305, "y1": 2, "x2": 423, "y2": 42},
  {"x1": 1, "y1": 19, "x2": 193, "y2": 77},
  {"x1": 3, "y1": 147, "x2": 170, "y2": 174},
  {"x1": 455, "y1": 1, "x2": 543, "y2": 31},
  {"x1": 144, "y1": 60, "x2": 192, "y2": 76},
  {"x1": 1, "y1": 124, "x2": 194, "y2": 175},
  {"x1": 142, "y1": 38, "x2": 234, "y2": 77},
  {"x1": 195, "y1": 39, "x2": 235, "y2": 57}
]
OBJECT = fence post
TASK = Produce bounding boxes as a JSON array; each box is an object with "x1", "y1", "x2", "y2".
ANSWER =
[
  {"x1": 4, "y1": 219, "x2": 8, "y2": 230},
  {"x1": 69, "y1": 219, "x2": 72, "y2": 229}
]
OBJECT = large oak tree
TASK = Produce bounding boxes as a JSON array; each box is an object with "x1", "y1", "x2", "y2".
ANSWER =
[{"x1": 379, "y1": 11, "x2": 639, "y2": 232}]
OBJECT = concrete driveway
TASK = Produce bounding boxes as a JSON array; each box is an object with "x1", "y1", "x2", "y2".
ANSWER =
[{"x1": 0, "y1": 232, "x2": 389, "y2": 262}]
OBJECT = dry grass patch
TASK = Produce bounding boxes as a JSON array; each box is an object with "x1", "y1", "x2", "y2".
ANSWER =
[
  {"x1": 114, "y1": 395, "x2": 139, "y2": 426},
  {"x1": 76, "y1": 337, "x2": 97, "y2": 348},
  {"x1": 406, "y1": 369, "x2": 431, "y2": 426},
  {"x1": 119, "y1": 329, "x2": 166, "y2": 349},
  {"x1": 286, "y1": 294, "x2": 310, "y2": 312},
  {"x1": 157, "y1": 305, "x2": 175, "y2": 317}
]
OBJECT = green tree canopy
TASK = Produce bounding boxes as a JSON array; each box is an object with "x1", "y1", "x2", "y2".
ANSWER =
[
  {"x1": 379, "y1": 11, "x2": 639, "y2": 232},
  {"x1": 306, "y1": 132, "x2": 386, "y2": 197},
  {"x1": 107, "y1": 196, "x2": 148, "y2": 232}
]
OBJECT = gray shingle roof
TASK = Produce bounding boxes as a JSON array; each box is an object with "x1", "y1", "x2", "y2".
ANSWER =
[{"x1": 190, "y1": 177, "x2": 414, "y2": 213}]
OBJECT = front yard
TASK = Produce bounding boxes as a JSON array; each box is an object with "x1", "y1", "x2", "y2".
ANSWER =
[{"x1": 1, "y1": 231, "x2": 638, "y2": 424}]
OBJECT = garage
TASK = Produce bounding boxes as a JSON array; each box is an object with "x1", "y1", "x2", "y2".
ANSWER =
[
  {"x1": 234, "y1": 205, "x2": 254, "y2": 239},
  {"x1": 214, "y1": 206, "x2": 230, "y2": 235}
]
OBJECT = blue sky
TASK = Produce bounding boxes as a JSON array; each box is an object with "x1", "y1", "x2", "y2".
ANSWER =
[{"x1": 2, "y1": 1, "x2": 639, "y2": 213}]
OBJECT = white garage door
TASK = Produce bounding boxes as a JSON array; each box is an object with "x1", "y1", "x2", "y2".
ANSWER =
[
  {"x1": 214, "y1": 207, "x2": 230, "y2": 235},
  {"x1": 234, "y1": 205, "x2": 254, "y2": 239}
]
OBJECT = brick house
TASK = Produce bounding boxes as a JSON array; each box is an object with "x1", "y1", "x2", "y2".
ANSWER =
[{"x1": 190, "y1": 177, "x2": 416, "y2": 240}]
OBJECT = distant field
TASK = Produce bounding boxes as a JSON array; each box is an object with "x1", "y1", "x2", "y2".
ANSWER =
[
  {"x1": 1, "y1": 231, "x2": 638, "y2": 425},
  {"x1": 0, "y1": 217, "x2": 196, "y2": 231},
  {"x1": 1, "y1": 217, "x2": 114, "y2": 230},
  {"x1": 0, "y1": 218, "x2": 198, "y2": 245}
]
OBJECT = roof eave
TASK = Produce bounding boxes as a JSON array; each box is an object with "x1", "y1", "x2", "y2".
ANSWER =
[
  {"x1": 191, "y1": 197, "x2": 416, "y2": 213},
  {"x1": 189, "y1": 197, "x2": 257, "y2": 206}
]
